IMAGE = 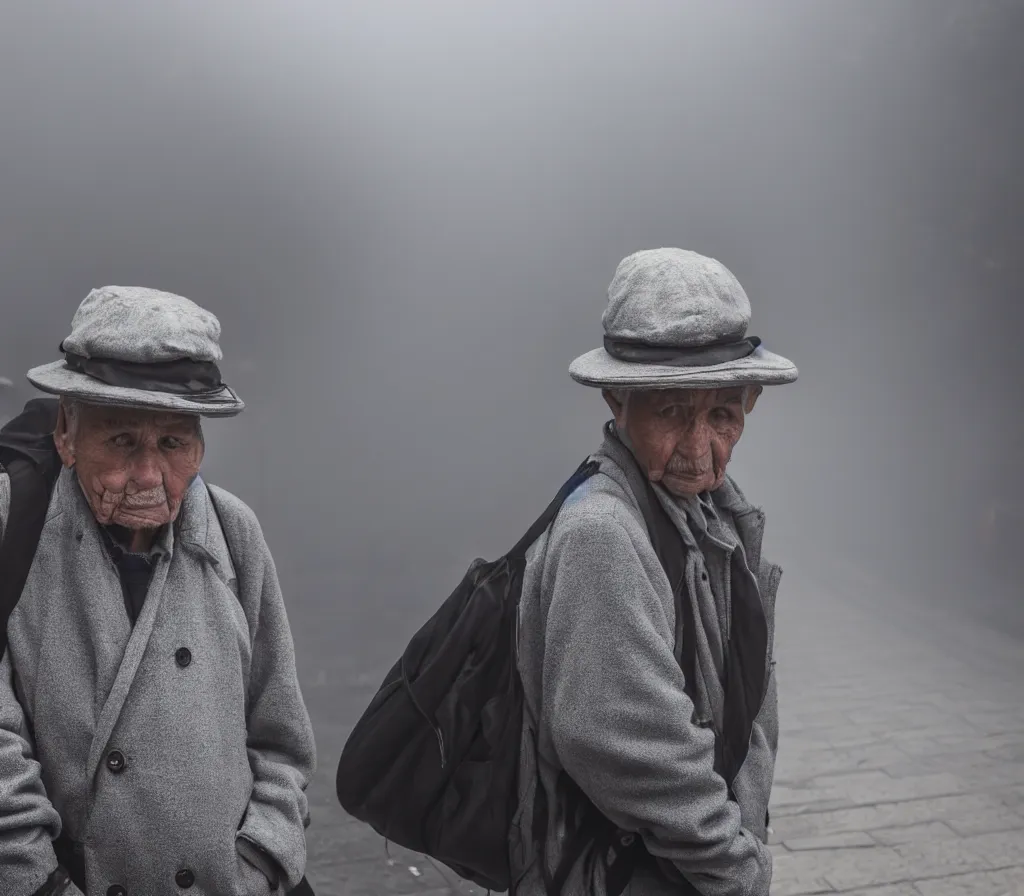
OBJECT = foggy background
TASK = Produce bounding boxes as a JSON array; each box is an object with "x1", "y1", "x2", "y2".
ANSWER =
[{"x1": 1, "y1": 0, "x2": 1022, "y2": 883}]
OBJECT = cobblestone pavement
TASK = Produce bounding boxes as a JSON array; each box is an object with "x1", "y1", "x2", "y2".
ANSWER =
[{"x1": 294, "y1": 560, "x2": 1024, "y2": 895}]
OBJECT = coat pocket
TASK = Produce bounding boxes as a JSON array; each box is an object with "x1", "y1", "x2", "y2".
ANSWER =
[{"x1": 234, "y1": 841, "x2": 276, "y2": 894}]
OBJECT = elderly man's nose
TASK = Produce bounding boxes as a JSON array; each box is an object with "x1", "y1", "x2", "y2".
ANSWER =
[
  {"x1": 678, "y1": 417, "x2": 711, "y2": 452},
  {"x1": 129, "y1": 452, "x2": 163, "y2": 488}
]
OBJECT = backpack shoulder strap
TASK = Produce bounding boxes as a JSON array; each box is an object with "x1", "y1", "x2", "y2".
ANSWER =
[
  {"x1": 0, "y1": 398, "x2": 62, "y2": 661},
  {"x1": 507, "y1": 458, "x2": 601, "y2": 561}
]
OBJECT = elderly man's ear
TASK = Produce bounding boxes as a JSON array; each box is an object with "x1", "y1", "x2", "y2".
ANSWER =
[
  {"x1": 53, "y1": 401, "x2": 75, "y2": 468},
  {"x1": 744, "y1": 385, "x2": 763, "y2": 415},
  {"x1": 601, "y1": 389, "x2": 627, "y2": 426}
]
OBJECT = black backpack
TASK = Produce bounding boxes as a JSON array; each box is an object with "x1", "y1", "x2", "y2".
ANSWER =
[{"x1": 335, "y1": 445, "x2": 767, "y2": 895}]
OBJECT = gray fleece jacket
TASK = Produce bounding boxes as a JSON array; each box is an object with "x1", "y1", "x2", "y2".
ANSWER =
[
  {"x1": 0, "y1": 467, "x2": 315, "y2": 896},
  {"x1": 510, "y1": 426, "x2": 779, "y2": 896}
]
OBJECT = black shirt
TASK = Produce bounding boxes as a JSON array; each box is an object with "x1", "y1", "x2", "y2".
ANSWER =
[{"x1": 100, "y1": 524, "x2": 162, "y2": 625}]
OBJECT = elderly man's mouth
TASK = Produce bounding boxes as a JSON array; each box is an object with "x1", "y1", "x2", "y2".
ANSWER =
[
  {"x1": 120, "y1": 490, "x2": 168, "y2": 509},
  {"x1": 668, "y1": 469, "x2": 709, "y2": 479}
]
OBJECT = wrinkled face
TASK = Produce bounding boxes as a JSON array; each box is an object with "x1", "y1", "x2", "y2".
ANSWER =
[
  {"x1": 604, "y1": 385, "x2": 761, "y2": 498},
  {"x1": 54, "y1": 400, "x2": 205, "y2": 530}
]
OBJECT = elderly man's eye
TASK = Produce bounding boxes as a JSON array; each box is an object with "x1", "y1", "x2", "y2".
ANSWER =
[
  {"x1": 160, "y1": 436, "x2": 186, "y2": 450},
  {"x1": 658, "y1": 405, "x2": 681, "y2": 418},
  {"x1": 711, "y1": 407, "x2": 734, "y2": 423},
  {"x1": 110, "y1": 433, "x2": 134, "y2": 449}
]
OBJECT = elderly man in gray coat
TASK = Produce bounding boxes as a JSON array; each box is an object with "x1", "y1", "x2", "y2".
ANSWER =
[
  {"x1": 0, "y1": 287, "x2": 315, "y2": 895},
  {"x1": 510, "y1": 249, "x2": 797, "y2": 896}
]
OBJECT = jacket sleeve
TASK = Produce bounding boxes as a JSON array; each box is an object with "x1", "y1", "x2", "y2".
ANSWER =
[
  {"x1": 0, "y1": 472, "x2": 82, "y2": 896},
  {"x1": 542, "y1": 511, "x2": 772, "y2": 896},
  {"x1": 230, "y1": 508, "x2": 316, "y2": 893},
  {"x1": 0, "y1": 658, "x2": 84, "y2": 896}
]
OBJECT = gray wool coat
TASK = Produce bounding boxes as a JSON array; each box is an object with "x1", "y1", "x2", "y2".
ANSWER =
[
  {"x1": 510, "y1": 426, "x2": 779, "y2": 896},
  {"x1": 0, "y1": 467, "x2": 315, "y2": 896}
]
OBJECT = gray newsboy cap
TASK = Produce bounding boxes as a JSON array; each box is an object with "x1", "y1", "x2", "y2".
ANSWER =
[
  {"x1": 27, "y1": 286, "x2": 244, "y2": 416},
  {"x1": 569, "y1": 248, "x2": 798, "y2": 389}
]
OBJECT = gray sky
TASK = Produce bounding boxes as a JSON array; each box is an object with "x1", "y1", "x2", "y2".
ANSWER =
[{"x1": 1, "y1": 1, "x2": 1021, "y2": 665}]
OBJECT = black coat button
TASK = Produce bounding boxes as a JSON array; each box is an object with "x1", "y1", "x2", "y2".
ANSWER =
[
  {"x1": 107, "y1": 886, "x2": 127, "y2": 896},
  {"x1": 175, "y1": 868, "x2": 195, "y2": 888},
  {"x1": 105, "y1": 750, "x2": 126, "y2": 774},
  {"x1": 175, "y1": 647, "x2": 192, "y2": 668}
]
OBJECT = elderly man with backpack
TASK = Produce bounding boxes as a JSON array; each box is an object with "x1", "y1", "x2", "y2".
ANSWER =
[
  {"x1": 510, "y1": 248, "x2": 794, "y2": 895},
  {"x1": 338, "y1": 248, "x2": 795, "y2": 896},
  {"x1": 0, "y1": 286, "x2": 316, "y2": 896}
]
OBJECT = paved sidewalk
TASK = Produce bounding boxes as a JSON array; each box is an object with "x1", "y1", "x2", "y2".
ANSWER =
[
  {"x1": 767, "y1": 562, "x2": 1024, "y2": 895},
  {"x1": 298, "y1": 560, "x2": 1024, "y2": 894}
]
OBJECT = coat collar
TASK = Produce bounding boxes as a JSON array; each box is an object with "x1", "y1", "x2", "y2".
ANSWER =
[{"x1": 52, "y1": 467, "x2": 227, "y2": 572}]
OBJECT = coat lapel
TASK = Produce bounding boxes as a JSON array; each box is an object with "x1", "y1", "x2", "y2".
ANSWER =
[
  {"x1": 83, "y1": 476, "x2": 213, "y2": 782},
  {"x1": 84, "y1": 547, "x2": 171, "y2": 781},
  {"x1": 41, "y1": 470, "x2": 133, "y2": 716}
]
